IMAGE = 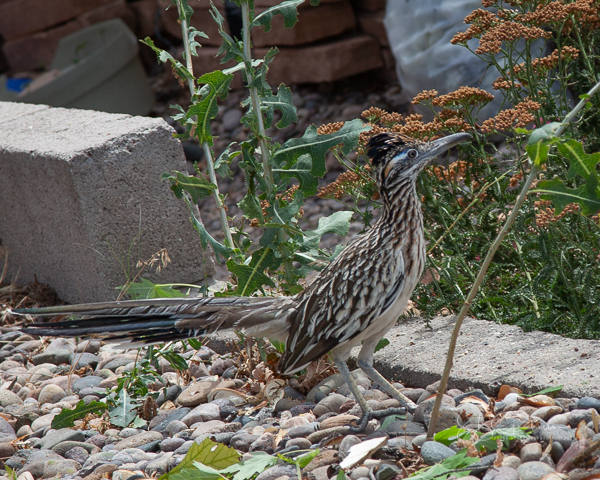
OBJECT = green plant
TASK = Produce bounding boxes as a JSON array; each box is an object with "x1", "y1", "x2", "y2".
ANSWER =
[{"x1": 141, "y1": 0, "x2": 367, "y2": 297}]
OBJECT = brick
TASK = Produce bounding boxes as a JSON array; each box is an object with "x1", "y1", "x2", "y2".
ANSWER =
[
  {"x1": 256, "y1": 34, "x2": 383, "y2": 84},
  {"x1": 3, "y1": 0, "x2": 134, "y2": 72},
  {"x1": 0, "y1": 102, "x2": 215, "y2": 303},
  {"x1": 0, "y1": 0, "x2": 113, "y2": 41},
  {"x1": 129, "y1": 0, "x2": 160, "y2": 39},
  {"x1": 357, "y1": 10, "x2": 388, "y2": 47},
  {"x1": 380, "y1": 47, "x2": 399, "y2": 82},
  {"x1": 159, "y1": 0, "x2": 224, "y2": 47},
  {"x1": 188, "y1": 46, "x2": 243, "y2": 88},
  {"x1": 3, "y1": 19, "x2": 85, "y2": 72},
  {"x1": 351, "y1": 0, "x2": 385, "y2": 12},
  {"x1": 253, "y1": 1, "x2": 356, "y2": 47}
]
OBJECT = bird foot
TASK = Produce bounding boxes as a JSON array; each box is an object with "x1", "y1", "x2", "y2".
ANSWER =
[{"x1": 349, "y1": 407, "x2": 407, "y2": 433}]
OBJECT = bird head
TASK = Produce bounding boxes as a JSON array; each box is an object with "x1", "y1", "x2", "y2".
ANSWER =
[{"x1": 367, "y1": 132, "x2": 472, "y2": 190}]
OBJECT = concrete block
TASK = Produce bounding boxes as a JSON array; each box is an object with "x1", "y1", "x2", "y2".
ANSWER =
[
  {"x1": 357, "y1": 10, "x2": 388, "y2": 47},
  {"x1": 2, "y1": 0, "x2": 134, "y2": 72},
  {"x1": 253, "y1": 1, "x2": 356, "y2": 48},
  {"x1": 0, "y1": 0, "x2": 113, "y2": 41},
  {"x1": 0, "y1": 102, "x2": 215, "y2": 303},
  {"x1": 256, "y1": 34, "x2": 383, "y2": 84}
]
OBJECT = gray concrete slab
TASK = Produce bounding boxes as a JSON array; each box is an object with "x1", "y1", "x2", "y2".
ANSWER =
[
  {"x1": 0, "y1": 102, "x2": 215, "y2": 303},
  {"x1": 203, "y1": 315, "x2": 600, "y2": 399}
]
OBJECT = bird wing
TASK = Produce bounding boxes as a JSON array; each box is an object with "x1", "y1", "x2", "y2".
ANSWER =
[{"x1": 280, "y1": 234, "x2": 405, "y2": 374}]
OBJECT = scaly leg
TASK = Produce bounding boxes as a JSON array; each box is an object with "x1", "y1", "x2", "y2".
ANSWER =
[
  {"x1": 357, "y1": 336, "x2": 417, "y2": 413},
  {"x1": 332, "y1": 352, "x2": 408, "y2": 433}
]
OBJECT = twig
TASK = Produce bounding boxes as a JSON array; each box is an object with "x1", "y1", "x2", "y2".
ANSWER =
[{"x1": 426, "y1": 78, "x2": 600, "y2": 439}]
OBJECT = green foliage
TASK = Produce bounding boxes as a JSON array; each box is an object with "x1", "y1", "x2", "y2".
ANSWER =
[
  {"x1": 522, "y1": 385, "x2": 563, "y2": 397},
  {"x1": 144, "y1": 0, "x2": 365, "y2": 296},
  {"x1": 51, "y1": 400, "x2": 107, "y2": 429},
  {"x1": 475, "y1": 428, "x2": 531, "y2": 452},
  {"x1": 409, "y1": 450, "x2": 480, "y2": 480},
  {"x1": 374, "y1": 337, "x2": 390, "y2": 353},
  {"x1": 109, "y1": 389, "x2": 138, "y2": 427},
  {"x1": 161, "y1": 438, "x2": 241, "y2": 480},
  {"x1": 434, "y1": 426, "x2": 470, "y2": 446}
]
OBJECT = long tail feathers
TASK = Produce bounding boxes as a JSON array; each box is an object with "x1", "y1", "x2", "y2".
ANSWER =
[{"x1": 13, "y1": 296, "x2": 293, "y2": 346}]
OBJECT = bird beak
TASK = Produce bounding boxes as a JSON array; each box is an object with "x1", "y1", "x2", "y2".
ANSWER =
[{"x1": 426, "y1": 132, "x2": 472, "y2": 160}]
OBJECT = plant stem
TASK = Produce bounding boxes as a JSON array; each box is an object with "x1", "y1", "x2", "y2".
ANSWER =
[
  {"x1": 240, "y1": 1, "x2": 275, "y2": 195},
  {"x1": 426, "y1": 78, "x2": 600, "y2": 439},
  {"x1": 176, "y1": 0, "x2": 234, "y2": 250}
]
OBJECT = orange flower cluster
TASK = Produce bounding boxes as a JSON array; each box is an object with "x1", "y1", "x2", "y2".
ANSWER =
[
  {"x1": 480, "y1": 98, "x2": 541, "y2": 133},
  {"x1": 317, "y1": 121, "x2": 344, "y2": 135},
  {"x1": 433, "y1": 160, "x2": 469, "y2": 183},
  {"x1": 535, "y1": 201, "x2": 580, "y2": 228},
  {"x1": 432, "y1": 86, "x2": 495, "y2": 108},
  {"x1": 513, "y1": 46, "x2": 579, "y2": 75},
  {"x1": 509, "y1": 171, "x2": 523, "y2": 187},
  {"x1": 412, "y1": 90, "x2": 439, "y2": 105},
  {"x1": 318, "y1": 170, "x2": 371, "y2": 199},
  {"x1": 519, "y1": 0, "x2": 600, "y2": 30},
  {"x1": 478, "y1": 21, "x2": 551, "y2": 54}
]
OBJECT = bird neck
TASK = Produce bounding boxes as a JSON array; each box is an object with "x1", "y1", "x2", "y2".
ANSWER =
[{"x1": 378, "y1": 176, "x2": 422, "y2": 231}]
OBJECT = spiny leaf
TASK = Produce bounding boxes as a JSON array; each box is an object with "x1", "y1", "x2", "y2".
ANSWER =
[
  {"x1": 263, "y1": 84, "x2": 297, "y2": 129},
  {"x1": 51, "y1": 400, "x2": 107, "y2": 429},
  {"x1": 189, "y1": 70, "x2": 234, "y2": 145},
  {"x1": 120, "y1": 278, "x2": 187, "y2": 300},
  {"x1": 188, "y1": 26, "x2": 209, "y2": 57},
  {"x1": 272, "y1": 191, "x2": 305, "y2": 225},
  {"x1": 252, "y1": 0, "x2": 304, "y2": 31},
  {"x1": 409, "y1": 450, "x2": 480, "y2": 480},
  {"x1": 528, "y1": 122, "x2": 562, "y2": 145},
  {"x1": 559, "y1": 139, "x2": 600, "y2": 180},
  {"x1": 220, "y1": 452, "x2": 278, "y2": 480},
  {"x1": 185, "y1": 196, "x2": 236, "y2": 263},
  {"x1": 141, "y1": 37, "x2": 193, "y2": 85},
  {"x1": 214, "y1": 143, "x2": 241, "y2": 178},
  {"x1": 534, "y1": 176, "x2": 600, "y2": 216},
  {"x1": 273, "y1": 119, "x2": 369, "y2": 178},
  {"x1": 225, "y1": 254, "x2": 275, "y2": 297},
  {"x1": 109, "y1": 390, "x2": 138, "y2": 427},
  {"x1": 162, "y1": 171, "x2": 216, "y2": 203},
  {"x1": 273, "y1": 154, "x2": 318, "y2": 195},
  {"x1": 161, "y1": 437, "x2": 240, "y2": 480},
  {"x1": 298, "y1": 211, "x2": 353, "y2": 250},
  {"x1": 238, "y1": 193, "x2": 264, "y2": 221}
]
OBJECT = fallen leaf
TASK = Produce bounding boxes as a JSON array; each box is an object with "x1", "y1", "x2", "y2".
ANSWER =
[
  {"x1": 340, "y1": 437, "x2": 388, "y2": 470},
  {"x1": 520, "y1": 395, "x2": 555, "y2": 407},
  {"x1": 576, "y1": 420, "x2": 590, "y2": 440}
]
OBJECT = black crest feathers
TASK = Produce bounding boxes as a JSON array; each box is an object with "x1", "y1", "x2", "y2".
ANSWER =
[{"x1": 366, "y1": 132, "x2": 417, "y2": 167}]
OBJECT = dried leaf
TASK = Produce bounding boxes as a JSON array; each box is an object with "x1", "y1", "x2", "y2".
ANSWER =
[
  {"x1": 520, "y1": 395, "x2": 555, "y2": 407},
  {"x1": 265, "y1": 379, "x2": 286, "y2": 404},
  {"x1": 576, "y1": 420, "x2": 590, "y2": 440},
  {"x1": 498, "y1": 385, "x2": 522, "y2": 400},
  {"x1": 592, "y1": 410, "x2": 600, "y2": 434},
  {"x1": 275, "y1": 429, "x2": 287, "y2": 447},
  {"x1": 493, "y1": 438, "x2": 504, "y2": 467},
  {"x1": 556, "y1": 439, "x2": 591, "y2": 473}
]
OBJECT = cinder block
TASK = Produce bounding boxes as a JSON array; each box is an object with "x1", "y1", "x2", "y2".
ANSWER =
[
  {"x1": 256, "y1": 34, "x2": 383, "y2": 84},
  {"x1": 0, "y1": 102, "x2": 216, "y2": 303},
  {"x1": 3, "y1": 0, "x2": 134, "y2": 72},
  {"x1": 0, "y1": 0, "x2": 113, "y2": 41},
  {"x1": 253, "y1": 1, "x2": 356, "y2": 47},
  {"x1": 357, "y1": 10, "x2": 388, "y2": 47}
]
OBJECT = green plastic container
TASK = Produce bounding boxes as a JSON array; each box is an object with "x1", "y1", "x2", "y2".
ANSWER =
[{"x1": 0, "y1": 19, "x2": 154, "y2": 115}]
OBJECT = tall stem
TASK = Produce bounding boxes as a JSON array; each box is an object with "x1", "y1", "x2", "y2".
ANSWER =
[
  {"x1": 426, "y1": 78, "x2": 600, "y2": 439},
  {"x1": 240, "y1": 0, "x2": 293, "y2": 281},
  {"x1": 176, "y1": 0, "x2": 234, "y2": 249},
  {"x1": 240, "y1": 1, "x2": 275, "y2": 195}
]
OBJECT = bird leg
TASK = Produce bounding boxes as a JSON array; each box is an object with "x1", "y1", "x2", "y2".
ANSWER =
[
  {"x1": 332, "y1": 354, "x2": 407, "y2": 433},
  {"x1": 357, "y1": 336, "x2": 418, "y2": 413}
]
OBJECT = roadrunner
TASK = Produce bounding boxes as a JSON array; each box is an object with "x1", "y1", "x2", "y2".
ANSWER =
[{"x1": 13, "y1": 131, "x2": 471, "y2": 431}]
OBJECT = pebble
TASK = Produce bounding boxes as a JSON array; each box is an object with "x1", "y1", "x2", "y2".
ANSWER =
[
  {"x1": 0, "y1": 310, "x2": 599, "y2": 480},
  {"x1": 517, "y1": 461, "x2": 556, "y2": 480},
  {"x1": 421, "y1": 441, "x2": 457, "y2": 465}
]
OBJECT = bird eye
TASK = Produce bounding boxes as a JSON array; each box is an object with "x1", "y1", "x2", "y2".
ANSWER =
[{"x1": 407, "y1": 149, "x2": 418, "y2": 159}]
